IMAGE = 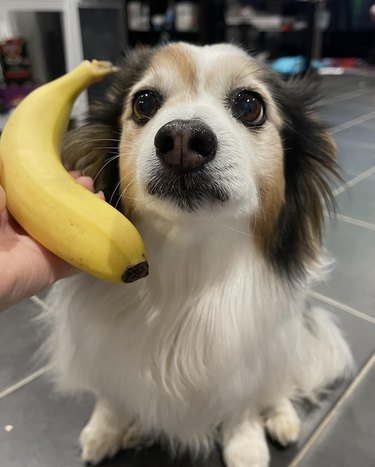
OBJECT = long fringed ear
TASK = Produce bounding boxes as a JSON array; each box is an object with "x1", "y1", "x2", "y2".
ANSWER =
[
  {"x1": 62, "y1": 123, "x2": 121, "y2": 205},
  {"x1": 263, "y1": 74, "x2": 340, "y2": 282},
  {"x1": 62, "y1": 46, "x2": 154, "y2": 207}
]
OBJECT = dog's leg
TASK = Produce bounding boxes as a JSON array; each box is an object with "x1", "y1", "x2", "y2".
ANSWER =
[
  {"x1": 222, "y1": 412, "x2": 270, "y2": 467},
  {"x1": 264, "y1": 398, "x2": 300, "y2": 447},
  {"x1": 121, "y1": 421, "x2": 154, "y2": 450},
  {"x1": 80, "y1": 399, "x2": 128, "y2": 465}
]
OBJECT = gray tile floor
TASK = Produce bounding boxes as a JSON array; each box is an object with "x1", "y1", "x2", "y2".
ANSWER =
[{"x1": 1, "y1": 73, "x2": 375, "y2": 467}]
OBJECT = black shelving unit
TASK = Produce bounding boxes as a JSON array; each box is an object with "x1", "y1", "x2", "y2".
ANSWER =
[{"x1": 125, "y1": 0, "x2": 226, "y2": 47}]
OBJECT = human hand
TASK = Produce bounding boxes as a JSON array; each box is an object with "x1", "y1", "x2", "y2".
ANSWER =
[{"x1": 0, "y1": 171, "x2": 104, "y2": 311}]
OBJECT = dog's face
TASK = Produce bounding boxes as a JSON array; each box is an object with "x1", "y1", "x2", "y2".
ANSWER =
[
  {"x1": 63, "y1": 42, "x2": 338, "y2": 282},
  {"x1": 119, "y1": 43, "x2": 284, "y2": 222}
]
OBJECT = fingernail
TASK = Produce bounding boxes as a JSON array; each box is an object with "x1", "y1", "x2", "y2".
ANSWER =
[{"x1": 69, "y1": 170, "x2": 82, "y2": 178}]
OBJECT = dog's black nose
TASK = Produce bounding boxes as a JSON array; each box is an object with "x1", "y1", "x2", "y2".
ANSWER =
[{"x1": 154, "y1": 119, "x2": 217, "y2": 170}]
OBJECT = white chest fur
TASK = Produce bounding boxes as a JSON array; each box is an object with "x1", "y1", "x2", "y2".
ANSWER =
[{"x1": 47, "y1": 215, "x2": 300, "y2": 446}]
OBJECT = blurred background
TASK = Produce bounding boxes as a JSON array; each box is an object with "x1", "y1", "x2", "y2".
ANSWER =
[{"x1": 1, "y1": 0, "x2": 375, "y2": 119}]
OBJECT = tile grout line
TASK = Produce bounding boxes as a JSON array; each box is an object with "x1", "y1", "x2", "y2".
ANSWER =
[
  {"x1": 330, "y1": 109, "x2": 375, "y2": 134},
  {"x1": 0, "y1": 366, "x2": 49, "y2": 401},
  {"x1": 333, "y1": 165, "x2": 375, "y2": 196},
  {"x1": 290, "y1": 351, "x2": 375, "y2": 467},
  {"x1": 319, "y1": 87, "x2": 374, "y2": 106},
  {"x1": 308, "y1": 291, "x2": 375, "y2": 325},
  {"x1": 324, "y1": 212, "x2": 375, "y2": 232},
  {"x1": 336, "y1": 137, "x2": 375, "y2": 151}
]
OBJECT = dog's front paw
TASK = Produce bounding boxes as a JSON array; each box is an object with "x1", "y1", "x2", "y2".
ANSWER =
[
  {"x1": 80, "y1": 425, "x2": 122, "y2": 465},
  {"x1": 265, "y1": 399, "x2": 300, "y2": 447},
  {"x1": 223, "y1": 417, "x2": 270, "y2": 467},
  {"x1": 224, "y1": 437, "x2": 270, "y2": 467},
  {"x1": 121, "y1": 422, "x2": 153, "y2": 451}
]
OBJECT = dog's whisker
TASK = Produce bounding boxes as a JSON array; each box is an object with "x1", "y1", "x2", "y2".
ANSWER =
[
  {"x1": 110, "y1": 170, "x2": 154, "y2": 211},
  {"x1": 69, "y1": 139, "x2": 119, "y2": 149},
  {"x1": 77, "y1": 138, "x2": 121, "y2": 144},
  {"x1": 209, "y1": 205, "x2": 252, "y2": 238},
  {"x1": 115, "y1": 177, "x2": 134, "y2": 210},
  {"x1": 88, "y1": 146, "x2": 121, "y2": 151},
  {"x1": 109, "y1": 177, "x2": 125, "y2": 205},
  {"x1": 93, "y1": 155, "x2": 121, "y2": 184}
]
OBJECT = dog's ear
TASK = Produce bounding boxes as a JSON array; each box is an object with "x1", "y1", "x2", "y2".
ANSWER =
[
  {"x1": 63, "y1": 122, "x2": 119, "y2": 203},
  {"x1": 62, "y1": 46, "x2": 154, "y2": 206},
  {"x1": 262, "y1": 74, "x2": 339, "y2": 282}
]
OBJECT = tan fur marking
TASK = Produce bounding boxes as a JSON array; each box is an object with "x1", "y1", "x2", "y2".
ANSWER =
[
  {"x1": 320, "y1": 130, "x2": 336, "y2": 160},
  {"x1": 253, "y1": 128, "x2": 336, "y2": 266},
  {"x1": 152, "y1": 44, "x2": 197, "y2": 93},
  {"x1": 205, "y1": 55, "x2": 259, "y2": 91},
  {"x1": 252, "y1": 162, "x2": 285, "y2": 254},
  {"x1": 118, "y1": 124, "x2": 141, "y2": 217}
]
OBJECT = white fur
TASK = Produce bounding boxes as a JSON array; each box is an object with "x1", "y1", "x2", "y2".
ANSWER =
[
  {"x1": 44, "y1": 43, "x2": 353, "y2": 466},
  {"x1": 45, "y1": 221, "x2": 353, "y2": 464}
]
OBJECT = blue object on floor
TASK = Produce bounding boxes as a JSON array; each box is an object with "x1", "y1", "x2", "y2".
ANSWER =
[
  {"x1": 271, "y1": 56, "x2": 307, "y2": 75},
  {"x1": 271, "y1": 56, "x2": 324, "y2": 75}
]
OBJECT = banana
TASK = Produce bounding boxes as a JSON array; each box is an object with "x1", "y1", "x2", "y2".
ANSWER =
[{"x1": 0, "y1": 60, "x2": 148, "y2": 283}]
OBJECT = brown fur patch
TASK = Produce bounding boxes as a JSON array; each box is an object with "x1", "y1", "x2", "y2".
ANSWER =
[
  {"x1": 118, "y1": 125, "x2": 140, "y2": 217},
  {"x1": 252, "y1": 163, "x2": 285, "y2": 256},
  {"x1": 319, "y1": 128, "x2": 336, "y2": 161},
  {"x1": 251, "y1": 125, "x2": 337, "y2": 274},
  {"x1": 151, "y1": 43, "x2": 197, "y2": 93},
  {"x1": 253, "y1": 130, "x2": 336, "y2": 274},
  {"x1": 205, "y1": 55, "x2": 259, "y2": 92}
]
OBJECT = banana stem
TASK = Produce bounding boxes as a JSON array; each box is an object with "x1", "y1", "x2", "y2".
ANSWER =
[{"x1": 46, "y1": 60, "x2": 118, "y2": 104}]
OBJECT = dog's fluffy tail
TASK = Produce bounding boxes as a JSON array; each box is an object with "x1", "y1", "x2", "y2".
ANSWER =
[{"x1": 294, "y1": 305, "x2": 354, "y2": 403}]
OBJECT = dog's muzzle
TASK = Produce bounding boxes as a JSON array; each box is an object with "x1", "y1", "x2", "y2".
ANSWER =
[
  {"x1": 154, "y1": 119, "x2": 217, "y2": 171},
  {"x1": 148, "y1": 119, "x2": 228, "y2": 210}
]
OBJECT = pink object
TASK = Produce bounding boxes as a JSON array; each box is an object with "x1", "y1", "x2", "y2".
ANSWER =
[{"x1": 0, "y1": 83, "x2": 38, "y2": 109}]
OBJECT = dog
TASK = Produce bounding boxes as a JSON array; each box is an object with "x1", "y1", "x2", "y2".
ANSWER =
[{"x1": 44, "y1": 42, "x2": 353, "y2": 466}]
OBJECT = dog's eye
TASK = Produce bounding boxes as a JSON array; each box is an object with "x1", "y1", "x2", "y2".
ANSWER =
[
  {"x1": 133, "y1": 91, "x2": 161, "y2": 123},
  {"x1": 231, "y1": 90, "x2": 265, "y2": 127}
]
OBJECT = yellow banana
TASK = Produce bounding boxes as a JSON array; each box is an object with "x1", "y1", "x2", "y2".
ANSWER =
[{"x1": 0, "y1": 60, "x2": 148, "y2": 283}]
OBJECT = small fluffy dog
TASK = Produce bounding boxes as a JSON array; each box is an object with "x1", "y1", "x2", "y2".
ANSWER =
[{"x1": 45, "y1": 43, "x2": 353, "y2": 466}]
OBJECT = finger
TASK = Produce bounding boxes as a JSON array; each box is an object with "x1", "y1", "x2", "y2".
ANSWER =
[
  {"x1": 69, "y1": 171, "x2": 105, "y2": 200},
  {"x1": 69, "y1": 170, "x2": 82, "y2": 179},
  {"x1": 0, "y1": 185, "x2": 6, "y2": 212},
  {"x1": 75, "y1": 175, "x2": 94, "y2": 192},
  {"x1": 96, "y1": 190, "x2": 105, "y2": 201}
]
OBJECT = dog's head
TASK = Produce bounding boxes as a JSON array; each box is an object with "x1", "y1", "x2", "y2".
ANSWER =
[{"x1": 64, "y1": 42, "x2": 338, "y2": 282}]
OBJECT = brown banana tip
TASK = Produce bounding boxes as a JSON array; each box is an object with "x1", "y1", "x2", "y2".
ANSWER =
[{"x1": 122, "y1": 261, "x2": 149, "y2": 283}]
